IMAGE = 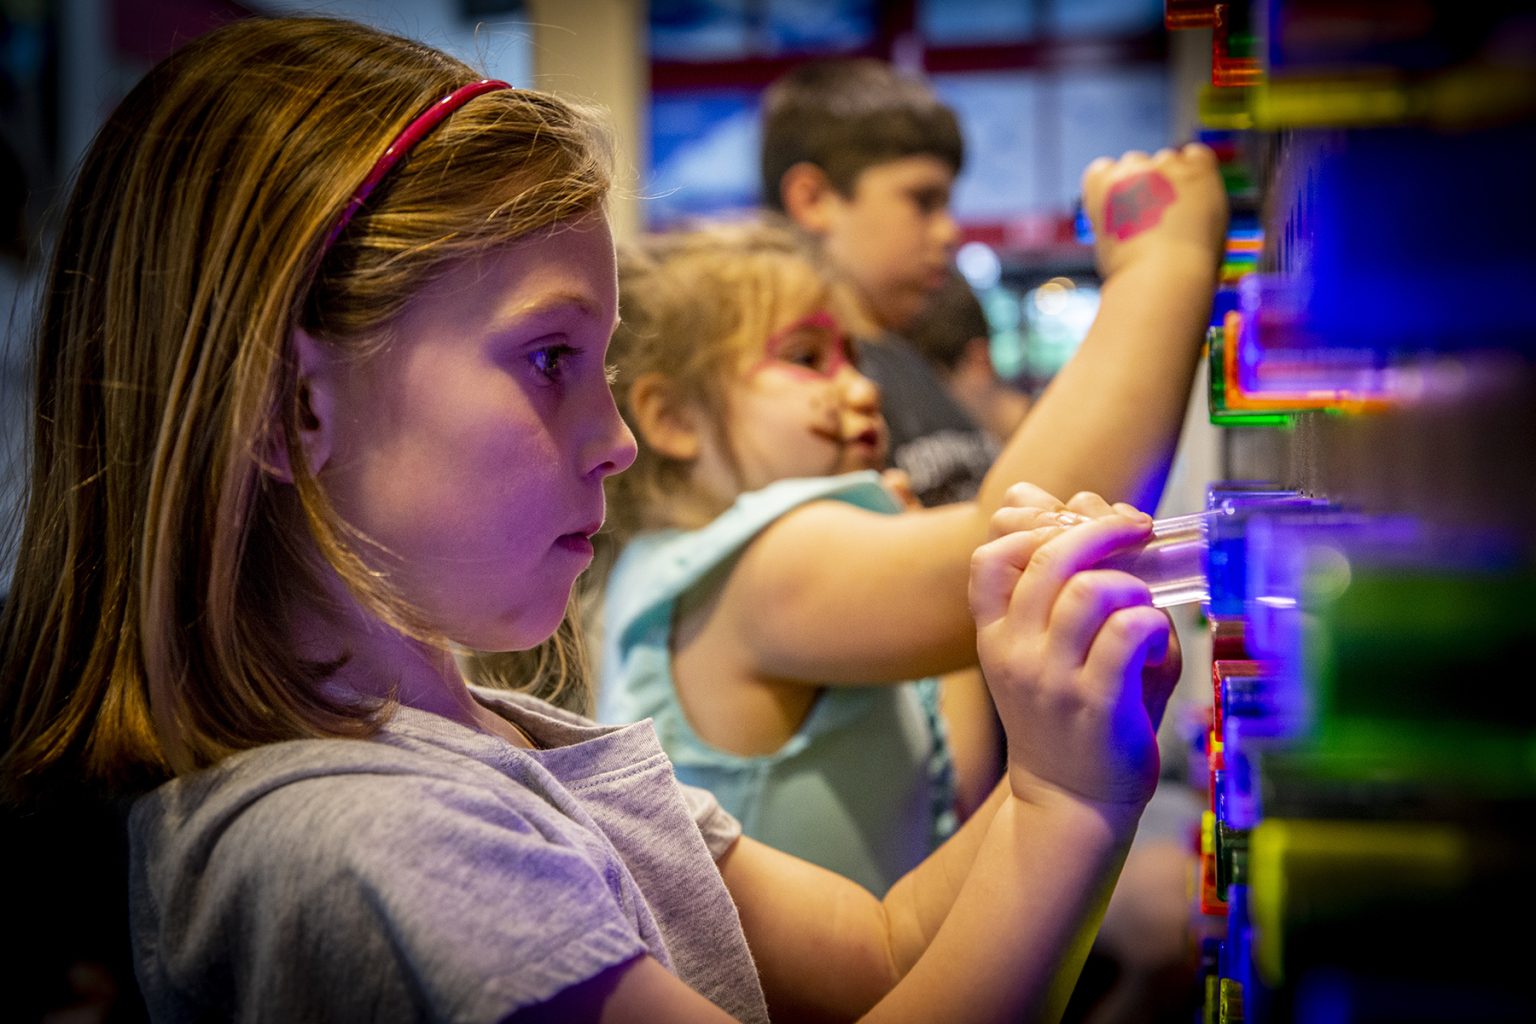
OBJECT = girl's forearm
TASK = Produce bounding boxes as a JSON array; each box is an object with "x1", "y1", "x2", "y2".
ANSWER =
[
  {"x1": 975, "y1": 257, "x2": 1215, "y2": 513},
  {"x1": 865, "y1": 792, "x2": 1142, "y2": 1023},
  {"x1": 880, "y1": 780, "x2": 1008, "y2": 973}
]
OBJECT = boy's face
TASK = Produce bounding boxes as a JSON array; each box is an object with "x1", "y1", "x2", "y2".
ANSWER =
[{"x1": 820, "y1": 155, "x2": 959, "y2": 334}]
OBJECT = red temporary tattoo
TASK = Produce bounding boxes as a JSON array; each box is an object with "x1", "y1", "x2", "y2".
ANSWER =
[{"x1": 1104, "y1": 170, "x2": 1176, "y2": 241}]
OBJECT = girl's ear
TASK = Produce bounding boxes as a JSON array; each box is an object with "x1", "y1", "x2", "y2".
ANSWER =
[
  {"x1": 627, "y1": 371, "x2": 702, "y2": 462},
  {"x1": 779, "y1": 162, "x2": 839, "y2": 234},
  {"x1": 267, "y1": 328, "x2": 337, "y2": 483}
]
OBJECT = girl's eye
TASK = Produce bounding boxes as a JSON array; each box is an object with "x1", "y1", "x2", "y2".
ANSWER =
[
  {"x1": 774, "y1": 330, "x2": 834, "y2": 373},
  {"x1": 530, "y1": 343, "x2": 578, "y2": 382},
  {"x1": 772, "y1": 333, "x2": 850, "y2": 377},
  {"x1": 783, "y1": 347, "x2": 822, "y2": 370},
  {"x1": 757, "y1": 313, "x2": 850, "y2": 379}
]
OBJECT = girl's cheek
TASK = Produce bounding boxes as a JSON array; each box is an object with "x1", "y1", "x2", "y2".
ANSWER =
[{"x1": 745, "y1": 368, "x2": 839, "y2": 423}]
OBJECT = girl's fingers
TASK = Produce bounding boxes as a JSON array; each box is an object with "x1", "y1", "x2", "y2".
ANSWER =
[
  {"x1": 1181, "y1": 141, "x2": 1218, "y2": 167},
  {"x1": 987, "y1": 503, "x2": 1084, "y2": 540},
  {"x1": 1064, "y1": 491, "x2": 1118, "y2": 519},
  {"x1": 1090, "y1": 604, "x2": 1174, "y2": 796},
  {"x1": 1081, "y1": 156, "x2": 1115, "y2": 202},
  {"x1": 998, "y1": 481, "x2": 1068, "y2": 512},
  {"x1": 1042, "y1": 570, "x2": 1155, "y2": 670},
  {"x1": 987, "y1": 505, "x2": 1040, "y2": 541},
  {"x1": 976, "y1": 490, "x2": 1154, "y2": 638},
  {"x1": 1061, "y1": 492, "x2": 1153, "y2": 527},
  {"x1": 1140, "y1": 614, "x2": 1182, "y2": 730},
  {"x1": 1112, "y1": 500, "x2": 1150, "y2": 521},
  {"x1": 880, "y1": 468, "x2": 922, "y2": 511},
  {"x1": 1003, "y1": 515, "x2": 1156, "y2": 635},
  {"x1": 970, "y1": 525, "x2": 1059, "y2": 628},
  {"x1": 1081, "y1": 603, "x2": 1171, "y2": 701}
]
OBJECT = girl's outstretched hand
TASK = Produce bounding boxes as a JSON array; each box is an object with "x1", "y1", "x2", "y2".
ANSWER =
[
  {"x1": 970, "y1": 484, "x2": 1178, "y2": 820},
  {"x1": 880, "y1": 467, "x2": 923, "y2": 512},
  {"x1": 1081, "y1": 143, "x2": 1228, "y2": 284}
]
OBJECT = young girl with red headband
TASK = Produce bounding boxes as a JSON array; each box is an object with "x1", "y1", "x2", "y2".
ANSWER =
[{"x1": 4, "y1": 15, "x2": 1194, "y2": 1022}]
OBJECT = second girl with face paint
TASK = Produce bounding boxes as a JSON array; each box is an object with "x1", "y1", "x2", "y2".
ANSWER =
[{"x1": 595, "y1": 141, "x2": 1228, "y2": 895}]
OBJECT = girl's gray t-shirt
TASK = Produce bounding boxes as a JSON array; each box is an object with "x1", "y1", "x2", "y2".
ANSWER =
[{"x1": 127, "y1": 688, "x2": 769, "y2": 1023}]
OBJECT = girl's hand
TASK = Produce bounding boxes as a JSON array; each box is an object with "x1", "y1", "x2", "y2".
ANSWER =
[
  {"x1": 1081, "y1": 143, "x2": 1228, "y2": 284},
  {"x1": 969, "y1": 485, "x2": 1176, "y2": 820},
  {"x1": 880, "y1": 467, "x2": 923, "y2": 511}
]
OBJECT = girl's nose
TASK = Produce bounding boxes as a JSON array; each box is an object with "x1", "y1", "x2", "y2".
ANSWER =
[
  {"x1": 839, "y1": 365, "x2": 881, "y2": 413},
  {"x1": 584, "y1": 398, "x2": 638, "y2": 480}
]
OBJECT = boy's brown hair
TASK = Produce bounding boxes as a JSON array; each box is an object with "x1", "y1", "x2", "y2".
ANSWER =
[{"x1": 759, "y1": 58, "x2": 965, "y2": 210}]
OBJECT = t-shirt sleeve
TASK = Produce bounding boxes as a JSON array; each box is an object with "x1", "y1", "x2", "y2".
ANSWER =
[
  {"x1": 137, "y1": 771, "x2": 652, "y2": 1023},
  {"x1": 676, "y1": 781, "x2": 742, "y2": 861},
  {"x1": 854, "y1": 334, "x2": 997, "y2": 506}
]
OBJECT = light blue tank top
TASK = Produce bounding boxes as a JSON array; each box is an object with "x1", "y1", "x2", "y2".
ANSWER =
[{"x1": 597, "y1": 472, "x2": 956, "y2": 895}]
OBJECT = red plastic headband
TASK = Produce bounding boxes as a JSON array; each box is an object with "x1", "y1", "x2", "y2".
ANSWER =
[{"x1": 321, "y1": 78, "x2": 511, "y2": 254}]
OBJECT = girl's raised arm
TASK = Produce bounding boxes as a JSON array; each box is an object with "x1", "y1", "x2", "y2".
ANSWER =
[{"x1": 713, "y1": 145, "x2": 1226, "y2": 684}]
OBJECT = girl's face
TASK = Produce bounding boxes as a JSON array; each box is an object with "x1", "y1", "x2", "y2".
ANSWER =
[
  {"x1": 316, "y1": 213, "x2": 636, "y2": 652},
  {"x1": 720, "y1": 308, "x2": 887, "y2": 491}
]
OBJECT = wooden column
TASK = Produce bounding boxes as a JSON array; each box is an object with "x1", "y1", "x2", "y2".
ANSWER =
[{"x1": 526, "y1": 0, "x2": 648, "y2": 244}]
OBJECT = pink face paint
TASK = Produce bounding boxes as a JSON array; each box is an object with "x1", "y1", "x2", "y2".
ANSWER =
[
  {"x1": 751, "y1": 309, "x2": 853, "y2": 380},
  {"x1": 1104, "y1": 170, "x2": 1176, "y2": 241}
]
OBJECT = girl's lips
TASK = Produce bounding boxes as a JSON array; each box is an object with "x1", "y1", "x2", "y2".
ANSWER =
[
  {"x1": 843, "y1": 429, "x2": 886, "y2": 470},
  {"x1": 555, "y1": 533, "x2": 594, "y2": 557},
  {"x1": 813, "y1": 426, "x2": 885, "y2": 464},
  {"x1": 849, "y1": 427, "x2": 883, "y2": 451},
  {"x1": 555, "y1": 520, "x2": 602, "y2": 556}
]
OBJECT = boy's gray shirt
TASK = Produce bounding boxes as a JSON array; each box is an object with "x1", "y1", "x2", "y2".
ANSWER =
[
  {"x1": 856, "y1": 332, "x2": 998, "y2": 507},
  {"x1": 128, "y1": 688, "x2": 769, "y2": 1023}
]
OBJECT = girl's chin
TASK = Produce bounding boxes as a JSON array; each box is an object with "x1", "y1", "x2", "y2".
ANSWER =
[
  {"x1": 459, "y1": 608, "x2": 573, "y2": 657},
  {"x1": 841, "y1": 450, "x2": 885, "y2": 473}
]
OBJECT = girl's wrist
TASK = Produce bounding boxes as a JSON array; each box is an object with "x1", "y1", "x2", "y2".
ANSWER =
[
  {"x1": 1100, "y1": 243, "x2": 1222, "y2": 288},
  {"x1": 1003, "y1": 769, "x2": 1148, "y2": 845}
]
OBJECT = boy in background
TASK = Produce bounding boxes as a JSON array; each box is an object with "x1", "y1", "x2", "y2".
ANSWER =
[{"x1": 760, "y1": 59, "x2": 995, "y2": 508}]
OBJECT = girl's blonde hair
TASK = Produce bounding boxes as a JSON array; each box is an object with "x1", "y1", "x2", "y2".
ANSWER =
[
  {"x1": 0, "y1": 16, "x2": 612, "y2": 800},
  {"x1": 604, "y1": 219, "x2": 854, "y2": 547}
]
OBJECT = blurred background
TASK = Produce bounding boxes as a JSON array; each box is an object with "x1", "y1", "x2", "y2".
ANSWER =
[{"x1": 0, "y1": 1, "x2": 1222, "y2": 600}]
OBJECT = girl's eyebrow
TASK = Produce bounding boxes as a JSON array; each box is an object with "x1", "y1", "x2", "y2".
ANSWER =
[
  {"x1": 495, "y1": 293, "x2": 608, "y2": 332},
  {"x1": 764, "y1": 309, "x2": 841, "y2": 352}
]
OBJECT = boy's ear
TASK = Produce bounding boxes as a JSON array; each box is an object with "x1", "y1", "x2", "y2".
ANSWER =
[
  {"x1": 779, "y1": 162, "x2": 840, "y2": 234},
  {"x1": 266, "y1": 328, "x2": 337, "y2": 483},
  {"x1": 627, "y1": 371, "x2": 702, "y2": 462}
]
